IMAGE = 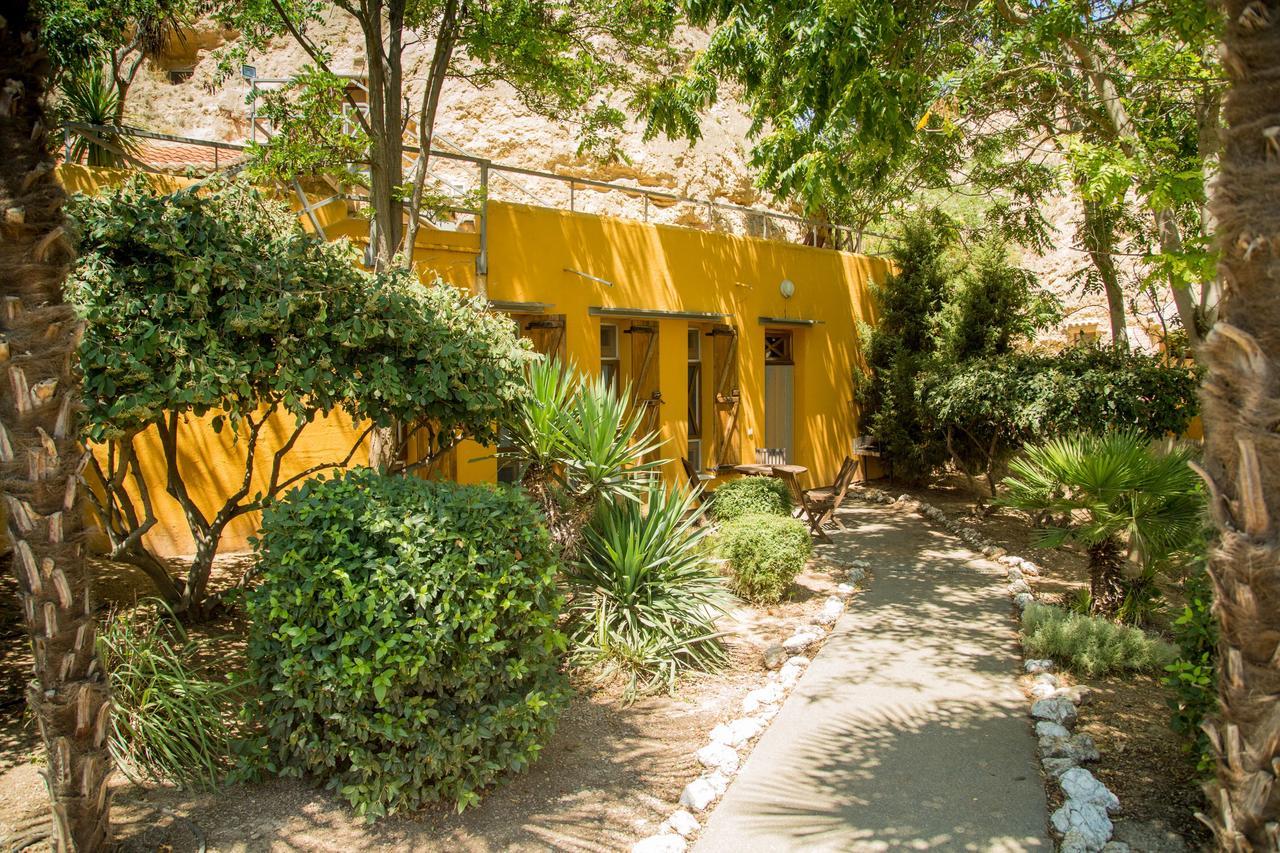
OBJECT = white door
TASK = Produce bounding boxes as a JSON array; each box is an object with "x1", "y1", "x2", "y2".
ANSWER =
[{"x1": 765, "y1": 363, "x2": 794, "y2": 463}]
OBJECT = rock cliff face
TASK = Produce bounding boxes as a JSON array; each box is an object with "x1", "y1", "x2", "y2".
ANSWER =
[{"x1": 126, "y1": 15, "x2": 1168, "y2": 351}]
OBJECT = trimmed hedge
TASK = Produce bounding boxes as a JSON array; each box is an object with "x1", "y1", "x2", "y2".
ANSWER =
[
  {"x1": 710, "y1": 476, "x2": 793, "y2": 522},
  {"x1": 1021, "y1": 603, "x2": 1177, "y2": 677},
  {"x1": 719, "y1": 513, "x2": 813, "y2": 604},
  {"x1": 245, "y1": 469, "x2": 568, "y2": 818}
]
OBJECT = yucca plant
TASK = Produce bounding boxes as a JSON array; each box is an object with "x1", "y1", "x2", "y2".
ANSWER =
[
  {"x1": 566, "y1": 483, "x2": 728, "y2": 696},
  {"x1": 61, "y1": 67, "x2": 135, "y2": 168},
  {"x1": 501, "y1": 358, "x2": 665, "y2": 556},
  {"x1": 1000, "y1": 431, "x2": 1204, "y2": 620},
  {"x1": 98, "y1": 601, "x2": 246, "y2": 789}
]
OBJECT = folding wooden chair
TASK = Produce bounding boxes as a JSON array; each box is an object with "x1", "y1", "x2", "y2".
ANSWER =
[
  {"x1": 773, "y1": 467, "x2": 832, "y2": 542},
  {"x1": 681, "y1": 456, "x2": 714, "y2": 521},
  {"x1": 804, "y1": 456, "x2": 858, "y2": 531}
]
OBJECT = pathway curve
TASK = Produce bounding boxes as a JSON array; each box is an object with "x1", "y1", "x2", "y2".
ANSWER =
[{"x1": 696, "y1": 502, "x2": 1049, "y2": 851}]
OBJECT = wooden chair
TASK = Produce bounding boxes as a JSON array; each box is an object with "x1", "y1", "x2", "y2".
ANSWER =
[
  {"x1": 773, "y1": 467, "x2": 831, "y2": 542},
  {"x1": 681, "y1": 457, "x2": 714, "y2": 519}
]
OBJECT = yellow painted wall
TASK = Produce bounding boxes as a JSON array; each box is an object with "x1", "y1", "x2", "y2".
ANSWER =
[
  {"x1": 451, "y1": 202, "x2": 889, "y2": 491},
  {"x1": 56, "y1": 167, "x2": 885, "y2": 556}
]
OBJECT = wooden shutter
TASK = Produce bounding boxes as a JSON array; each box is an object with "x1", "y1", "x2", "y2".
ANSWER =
[
  {"x1": 523, "y1": 314, "x2": 566, "y2": 359},
  {"x1": 627, "y1": 322, "x2": 663, "y2": 443},
  {"x1": 710, "y1": 324, "x2": 740, "y2": 469}
]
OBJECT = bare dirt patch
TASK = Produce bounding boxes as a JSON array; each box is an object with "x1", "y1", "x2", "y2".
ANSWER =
[{"x1": 0, "y1": 550, "x2": 859, "y2": 851}]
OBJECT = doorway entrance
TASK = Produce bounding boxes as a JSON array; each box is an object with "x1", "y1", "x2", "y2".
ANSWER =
[{"x1": 764, "y1": 330, "x2": 794, "y2": 463}]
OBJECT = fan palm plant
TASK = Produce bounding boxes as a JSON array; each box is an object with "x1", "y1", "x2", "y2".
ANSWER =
[
  {"x1": 1000, "y1": 431, "x2": 1204, "y2": 619},
  {"x1": 566, "y1": 483, "x2": 728, "y2": 696},
  {"x1": 500, "y1": 358, "x2": 664, "y2": 556}
]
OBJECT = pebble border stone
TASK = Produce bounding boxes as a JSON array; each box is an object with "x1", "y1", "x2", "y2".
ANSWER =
[
  {"x1": 629, "y1": 555, "x2": 871, "y2": 852},
  {"x1": 857, "y1": 487, "x2": 1122, "y2": 853}
]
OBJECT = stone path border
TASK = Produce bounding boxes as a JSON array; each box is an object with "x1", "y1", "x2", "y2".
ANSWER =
[
  {"x1": 629, "y1": 561, "x2": 870, "y2": 853},
  {"x1": 856, "y1": 488, "x2": 1128, "y2": 853}
]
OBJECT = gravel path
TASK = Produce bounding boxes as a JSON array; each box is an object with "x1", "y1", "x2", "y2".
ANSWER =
[{"x1": 695, "y1": 503, "x2": 1049, "y2": 851}]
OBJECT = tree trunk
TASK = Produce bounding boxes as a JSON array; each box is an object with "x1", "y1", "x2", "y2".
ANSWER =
[
  {"x1": 1197, "y1": 1, "x2": 1280, "y2": 848},
  {"x1": 1076, "y1": 189, "x2": 1130, "y2": 347},
  {"x1": 0, "y1": 4, "x2": 113, "y2": 850},
  {"x1": 1086, "y1": 537, "x2": 1127, "y2": 617}
]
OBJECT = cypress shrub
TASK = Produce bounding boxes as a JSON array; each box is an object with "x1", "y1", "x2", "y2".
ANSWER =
[
  {"x1": 719, "y1": 513, "x2": 813, "y2": 604},
  {"x1": 710, "y1": 476, "x2": 793, "y2": 522}
]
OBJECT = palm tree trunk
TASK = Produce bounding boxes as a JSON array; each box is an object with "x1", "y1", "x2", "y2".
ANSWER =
[
  {"x1": 1086, "y1": 537, "x2": 1127, "y2": 617},
  {"x1": 1197, "y1": 1, "x2": 1280, "y2": 848},
  {"x1": 0, "y1": 4, "x2": 113, "y2": 850}
]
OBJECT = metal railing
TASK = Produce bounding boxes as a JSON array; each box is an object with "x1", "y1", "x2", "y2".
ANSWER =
[{"x1": 60, "y1": 123, "x2": 895, "y2": 268}]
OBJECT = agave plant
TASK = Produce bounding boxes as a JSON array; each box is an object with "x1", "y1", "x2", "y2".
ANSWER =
[
  {"x1": 1000, "y1": 431, "x2": 1204, "y2": 620},
  {"x1": 500, "y1": 357, "x2": 665, "y2": 556},
  {"x1": 566, "y1": 483, "x2": 728, "y2": 696}
]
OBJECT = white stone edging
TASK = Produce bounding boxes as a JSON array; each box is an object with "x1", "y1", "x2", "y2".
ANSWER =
[
  {"x1": 630, "y1": 559, "x2": 871, "y2": 853},
  {"x1": 856, "y1": 488, "x2": 1128, "y2": 853}
]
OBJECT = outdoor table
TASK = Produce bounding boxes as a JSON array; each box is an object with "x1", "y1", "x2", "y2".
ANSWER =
[
  {"x1": 770, "y1": 464, "x2": 808, "y2": 478},
  {"x1": 733, "y1": 464, "x2": 775, "y2": 476}
]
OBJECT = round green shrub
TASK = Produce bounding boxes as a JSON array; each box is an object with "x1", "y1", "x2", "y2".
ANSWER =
[
  {"x1": 244, "y1": 469, "x2": 568, "y2": 818},
  {"x1": 719, "y1": 513, "x2": 813, "y2": 604},
  {"x1": 710, "y1": 476, "x2": 793, "y2": 522}
]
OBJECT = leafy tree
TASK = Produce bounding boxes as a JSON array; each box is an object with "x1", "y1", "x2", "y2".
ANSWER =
[
  {"x1": 213, "y1": 0, "x2": 683, "y2": 270},
  {"x1": 1196, "y1": 0, "x2": 1280, "y2": 845},
  {"x1": 69, "y1": 177, "x2": 530, "y2": 616},
  {"x1": 1000, "y1": 432, "x2": 1203, "y2": 619},
  {"x1": 645, "y1": 0, "x2": 1223, "y2": 346},
  {"x1": 1, "y1": 2, "x2": 114, "y2": 847},
  {"x1": 853, "y1": 212, "x2": 953, "y2": 484},
  {"x1": 38, "y1": 0, "x2": 195, "y2": 153}
]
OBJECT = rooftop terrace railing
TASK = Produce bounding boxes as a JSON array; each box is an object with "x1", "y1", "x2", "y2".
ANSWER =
[{"x1": 61, "y1": 122, "x2": 894, "y2": 277}]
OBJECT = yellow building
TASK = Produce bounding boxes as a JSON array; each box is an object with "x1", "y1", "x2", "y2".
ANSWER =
[{"x1": 57, "y1": 157, "x2": 888, "y2": 557}]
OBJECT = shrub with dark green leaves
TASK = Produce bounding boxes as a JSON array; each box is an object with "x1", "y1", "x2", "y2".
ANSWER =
[
  {"x1": 245, "y1": 469, "x2": 568, "y2": 818},
  {"x1": 1021, "y1": 603, "x2": 1177, "y2": 677},
  {"x1": 719, "y1": 513, "x2": 813, "y2": 604},
  {"x1": 710, "y1": 476, "x2": 793, "y2": 522}
]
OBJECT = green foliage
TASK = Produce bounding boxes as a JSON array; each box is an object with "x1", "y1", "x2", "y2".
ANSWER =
[
  {"x1": 709, "y1": 476, "x2": 792, "y2": 522},
  {"x1": 1000, "y1": 432, "x2": 1204, "y2": 573},
  {"x1": 854, "y1": 212, "x2": 954, "y2": 484},
  {"x1": 244, "y1": 66, "x2": 369, "y2": 182},
  {"x1": 566, "y1": 484, "x2": 727, "y2": 696},
  {"x1": 718, "y1": 513, "x2": 813, "y2": 605},
  {"x1": 1020, "y1": 603, "x2": 1178, "y2": 677},
  {"x1": 60, "y1": 67, "x2": 131, "y2": 167},
  {"x1": 98, "y1": 601, "x2": 246, "y2": 789},
  {"x1": 935, "y1": 241, "x2": 1058, "y2": 361},
  {"x1": 245, "y1": 469, "x2": 568, "y2": 818},
  {"x1": 69, "y1": 177, "x2": 529, "y2": 443},
  {"x1": 1165, "y1": 565, "x2": 1218, "y2": 774}
]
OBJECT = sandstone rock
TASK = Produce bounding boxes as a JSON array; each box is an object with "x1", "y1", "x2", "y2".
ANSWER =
[
  {"x1": 1031, "y1": 681, "x2": 1059, "y2": 700},
  {"x1": 1006, "y1": 568, "x2": 1024, "y2": 582},
  {"x1": 1055, "y1": 685, "x2": 1094, "y2": 707},
  {"x1": 756, "y1": 706, "x2": 779, "y2": 722},
  {"x1": 762, "y1": 643, "x2": 788, "y2": 670},
  {"x1": 1025, "y1": 659, "x2": 1055, "y2": 674},
  {"x1": 704, "y1": 771, "x2": 729, "y2": 796},
  {"x1": 1041, "y1": 733, "x2": 1100, "y2": 764},
  {"x1": 1018, "y1": 560, "x2": 1041, "y2": 576},
  {"x1": 1052, "y1": 800, "x2": 1113, "y2": 851},
  {"x1": 1014, "y1": 592, "x2": 1035, "y2": 610},
  {"x1": 984, "y1": 545, "x2": 1009, "y2": 558},
  {"x1": 999, "y1": 555, "x2": 1023, "y2": 567},
  {"x1": 632, "y1": 835, "x2": 686, "y2": 853},
  {"x1": 662, "y1": 810, "x2": 700, "y2": 838},
  {"x1": 847, "y1": 566, "x2": 867, "y2": 584},
  {"x1": 1060, "y1": 768, "x2": 1120, "y2": 813},
  {"x1": 1031, "y1": 697, "x2": 1078, "y2": 727},
  {"x1": 696, "y1": 742, "x2": 739, "y2": 774},
  {"x1": 786, "y1": 655, "x2": 810, "y2": 668},
  {"x1": 709, "y1": 717, "x2": 763, "y2": 747},
  {"x1": 834, "y1": 582, "x2": 856, "y2": 596},
  {"x1": 1008, "y1": 579, "x2": 1032, "y2": 595},
  {"x1": 678, "y1": 778, "x2": 717, "y2": 811}
]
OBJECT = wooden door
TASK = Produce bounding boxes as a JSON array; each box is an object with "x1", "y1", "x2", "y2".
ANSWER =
[
  {"x1": 709, "y1": 324, "x2": 740, "y2": 470},
  {"x1": 627, "y1": 322, "x2": 662, "y2": 441}
]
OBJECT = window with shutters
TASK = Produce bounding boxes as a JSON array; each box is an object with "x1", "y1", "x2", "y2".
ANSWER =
[
  {"x1": 600, "y1": 323, "x2": 620, "y2": 391},
  {"x1": 687, "y1": 327, "x2": 703, "y2": 469}
]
